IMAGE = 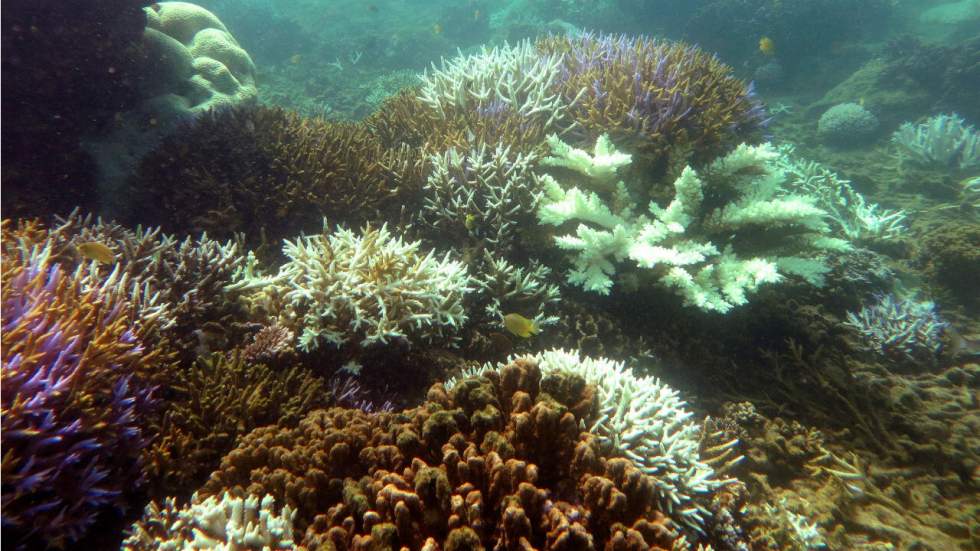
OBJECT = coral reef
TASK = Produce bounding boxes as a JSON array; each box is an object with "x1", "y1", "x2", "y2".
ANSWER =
[
  {"x1": 122, "y1": 491, "x2": 299, "y2": 550},
  {"x1": 538, "y1": 137, "x2": 851, "y2": 311},
  {"x1": 816, "y1": 103, "x2": 880, "y2": 147},
  {"x1": 231, "y1": 221, "x2": 471, "y2": 351},
  {"x1": 471, "y1": 251, "x2": 561, "y2": 330},
  {"x1": 1, "y1": 222, "x2": 171, "y2": 547},
  {"x1": 916, "y1": 220, "x2": 980, "y2": 311},
  {"x1": 891, "y1": 112, "x2": 979, "y2": 171},
  {"x1": 845, "y1": 293, "x2": 947, "y2": 369},
  {"x1": 195, "y1": 357, "x2": 717, "y2": 548},
  {"x1": 1, "y1": 0, "x2": 149, "y2": 218},
  {"x1": 451, "y1": 349, "x2": 736, "y2": 532},
  {"x1": 142, "y1": 353, "x2": 335, "y2": 498},
  {"x1": 129, "y1": 106, "x2": 417, "y2": 246},
  {"x1": 538, "y1": 32, "x2": 767, "y2": 170}
]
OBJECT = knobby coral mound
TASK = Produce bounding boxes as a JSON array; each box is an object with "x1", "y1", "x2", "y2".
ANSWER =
[
  {"x1": 184, "y1": 358, "x2": 735, "y2": 549},
  {"x1": 0, "y1": 221, "x2": 172, "y2": 547},
  {"x1": 231, "y1": 221, "x2": 471, "y2": 351},
  {"x1": 129, "y1": 106, "x2": 419, "y2": 247},
  {"x1": 538, "y1": 32, "x2": 768, "y2": 170}
]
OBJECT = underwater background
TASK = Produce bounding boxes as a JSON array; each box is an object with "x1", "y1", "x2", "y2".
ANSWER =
[{"x1": 2, "y1": 0, "x2": 978, "y2": 549}]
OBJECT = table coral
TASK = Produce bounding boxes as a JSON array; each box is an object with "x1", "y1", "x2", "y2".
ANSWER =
[
  {"x1": 0, "y1": 223, "x2": 171, "y2": 548},
  {"x1": 189, "y1": 358, "x2": 730, "y2": 548}
]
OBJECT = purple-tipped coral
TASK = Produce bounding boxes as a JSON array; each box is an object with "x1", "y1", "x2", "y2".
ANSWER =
[
  {"x1": 1, "y1": 222, "x2": 165, "y2": 547},
  {"x1": 538, "y1": 32, "x2": 768, "y2": 165},
  {"x1": 845, "y1": 293, "x2": 946, "y2": 368}
]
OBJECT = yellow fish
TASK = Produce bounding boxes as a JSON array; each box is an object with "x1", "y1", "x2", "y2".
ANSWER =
[
  {"x1": 432, "y1": 23, "x2": 443, "y2": 35},
  {"x1": 290, "y1": 53, "x2": 302, "y2": 65},
  {"x1": 464, "y1": 213, "x2": 477, "y2": 230},
  {"x1": 758, "y1": 36, "x2": 775, "y2": 56},
  {"x1": 503, "y1": 313, "x2": 539, "y2": 338},
  {"x1": 76, "y1": 241, "x2": 116, "y2": 264}
]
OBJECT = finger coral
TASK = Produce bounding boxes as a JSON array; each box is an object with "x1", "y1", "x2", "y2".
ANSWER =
[
  {"x1": 195, "y1": 358, "x2": 706, "y2": 548},
  {"x1": 1, "y1": 223, "x2": 170, "y2": 547},
  {"x1": 232, "y1": 221, "x2": 471, "y2": 351}
]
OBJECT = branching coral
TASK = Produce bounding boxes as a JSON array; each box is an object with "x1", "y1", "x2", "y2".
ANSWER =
[
  {"x1": 845, "y1": 293, "x2": 946, "y2": 368},
  {"x1": 1, "y1": 224, "x2": 171, "y2": 547},
  {"x1": 537, "y1": 32, "x2": 768, "y2": 168},
  {"x1": 537, "y1": 137, "x2": 851, "y2": 312},
  {"x1": 195, "y1": 358, "x2": 704, "y2": 548},
  {"x1": 122, "y1": 492, "x2": 300, "y2": 550},
  {"x1": 420, "y1": 142, "x2": 542, "y2": 252},
  {"x1": 129, "y1": 106, "x2": 416, "y2": 246},
  {"x1": 774, "y1": 145, "x2": 907, "y2": 242},
  {"x1": 231, "y1": 221, "x2": 471, "y2": 350},
  {"x1": 892, "y1": 113, "x2": 979, "y2": 170},
  {"x1": 142, "y1": 352, "x2": 335, "y2": 498},
  {"x1": 449, "y1": 349, "x2": 736, "y2": 533},
  {"x1": 471, "y1": 250, "x2": 561, "y2": 330}
]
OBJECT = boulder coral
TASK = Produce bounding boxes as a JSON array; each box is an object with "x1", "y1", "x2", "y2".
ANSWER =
[
  {"x1": 140, "y1": 1, "x2": 257, "y2": 122},
  {"x1": 184, "y1": 358, "x2": 739, "y2": 548}
]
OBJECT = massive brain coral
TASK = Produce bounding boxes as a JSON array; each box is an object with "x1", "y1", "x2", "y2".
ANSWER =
[
  {"x1": 140, "y1": 1, "x2": 257, "y2": 120},
  {"x1": 171, "y1": 358, "x2": 711, "y2": 549}
]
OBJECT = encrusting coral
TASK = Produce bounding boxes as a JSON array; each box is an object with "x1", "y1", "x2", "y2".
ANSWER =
[
  {"x1": 0, "y1": 221, "x2": 173, "y2": 548},
  {"x1": 230, "y1": 221, "x2": 471, "y2": 351},
  {"x1": 537, "y1": 136, "x2": 852, "y2": 312},
  {"x1": 187, "y1": 357, "x2": 738, "y2": 548}
]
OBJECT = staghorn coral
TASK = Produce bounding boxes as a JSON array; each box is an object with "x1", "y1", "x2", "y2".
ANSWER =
[
  {"x1": 196, "y1": 358, "x2": 707, "y2": 548},
  {"x1": 241, "y1": 323, "x2": 296, "y2": 364},
  {"x1": 122, "y1": 491, "x2": 300, "y2": 550},
  {"x1": 537, "y1": 138, "x2": 851, "y2": 311},
  {"x1": 420, "y1": 142, "x2": 542, "y2": 253},
  {"x1": 21, "y1": 210, "x2": 250, "y2": 360},
  {"x1": 537, "y1": 32, "x2": 768, "y2": 170},
  {"x1": 231, "y1": 221, "x2": 471, "y2": 351},
  {"x1": 129, "y1": 106, "x2": 417, "y2": 246},
  {"x1": 142, "y1": 352, "x2": 335, "y2": 498},
  {"x1": 450, "y1": 349, "x2": 737, "y2": 533},
  {"x1": 845, "y1": 293, "x2": 947, "y2": 369},
  {"x1": 0, "y1": 222, "x2": 171, "y2": 548},
  {"x1": 471, "y1": 250, "x2": 561, "y2": 330}
]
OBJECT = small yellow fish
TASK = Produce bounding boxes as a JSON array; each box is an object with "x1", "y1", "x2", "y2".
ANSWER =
[
  {"x1": 432, "y1": 23, "x2": 443, "y2": 35},
  {"x1": 759, "y1": 36, "x2": 775, "y2": 56},
  {"x1": 503, "y1": 313, "x2": 539, "y2": 338},
  {"x1": 464, "y1": 213, "x2": 477, "y2": 230},
  {"x1": 76, "y1": 241, "x2": 116, "y2": 264},
  {"x1": 290, "y1": 53, "x2": 302, "y2": 65}
]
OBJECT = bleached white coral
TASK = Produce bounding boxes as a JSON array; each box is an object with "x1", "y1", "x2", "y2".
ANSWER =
[
  {"x1": 447, "y1": 348, "x2": 734, "y2": 533},
  {"x1": 418, "y1": 40, "x2": 578, "y2": 134},
  {"x1": 421, "y1": 142, "x2": 541, "y2": 251},
  {"x1": 540, "y1": 133, "x2": 633, "y2": 184},
  {"x1": 538, "y1": 139, "x2": 852, "y2": 312},
  {"x1": 764, "y1": 498, "x2": 827, "y2": 550},
  {"x1": 892, "y1": 112, "x2": 979, "y2": 170},
  {"x1": 122, "y1": 492, "x2": 298, "y2": 550},
  {"x1": 233, "y1": 221, "x2": 471, "y2": 350},
  {"x1": 775, "y1": 145, "x2": 906, "y2": 241}
]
